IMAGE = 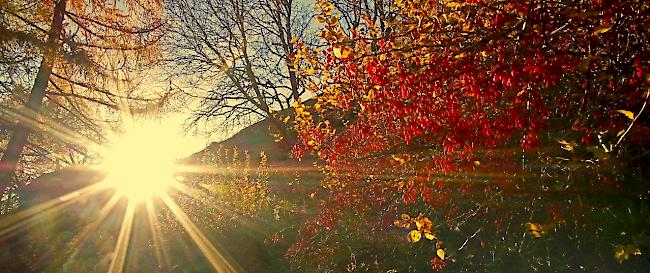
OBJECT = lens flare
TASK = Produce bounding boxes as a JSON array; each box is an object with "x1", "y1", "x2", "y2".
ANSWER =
[{"x1": 99, "y1": 120, "x2": 183, "y2": 202}]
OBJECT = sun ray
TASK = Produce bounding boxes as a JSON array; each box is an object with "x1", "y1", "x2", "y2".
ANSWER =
[
  {"x1": 145, "y1": 198, "x2": 172, "y2": 271},
  {"x1": 160, "y1": 194, "x2": 241, "y2": 273},
  {"x1": 177, "y1": 164, "x2": 318, "y2": 176},
  {"x1": 43, "y1": 193, "x2": 122, "y2": 272},
  {"x1": 169, "y1": 182, "x2": 207, "y2": 198},
  {"x1": 170, "y1": 182, "x2": 240, "y2": 220},
  {"x1": 0, "y1": 183, "x2": 104, "y2": 239},
  {"x1": 107, "y1": 201, "x2": 136, "y2": 273},
  {"x1": 171, "y1": 173, "x2": 279, "y2": 235},
  {"x1": 0, "y1": 106, "x2": 103, "y2": 152}
]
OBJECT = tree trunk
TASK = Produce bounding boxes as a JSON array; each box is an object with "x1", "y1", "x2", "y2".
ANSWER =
[{"x1": 0, "y1": 0, "x2": 67, "y2": 190}]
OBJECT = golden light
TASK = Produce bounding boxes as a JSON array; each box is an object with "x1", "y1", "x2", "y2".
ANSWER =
[{"x1": 99, "y1": 119, "x2": 185, "y2": 202}]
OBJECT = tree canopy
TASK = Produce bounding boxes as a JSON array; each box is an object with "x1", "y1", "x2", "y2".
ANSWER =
[{"x1": 0, "y1": 0, "x2": 165, "y2": 187}]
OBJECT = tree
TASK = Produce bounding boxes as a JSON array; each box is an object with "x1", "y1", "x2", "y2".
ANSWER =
[
  {"x1": 288, "y1": 0, "x2": 649, "y2": 271},
  {"x1": 325, "y1": 0, "x2": 392, "y2": 32},
  {"x1": 163, "y1": 0, "x2": 314, "y2": 137},
  {"x1": 294, "y1": 0, "x2": 649, "y2": 171},
  {"x1": 0, "y1": 0, "x2": 164, "y2": 189}
]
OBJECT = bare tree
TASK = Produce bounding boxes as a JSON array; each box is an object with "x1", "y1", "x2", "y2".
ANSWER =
[
  {"x1": 322, "y1": 0, "x2": 394, "y2": 36},
  {"x1": 163, "y1": 0, "x2": 314, "y2": 137}
]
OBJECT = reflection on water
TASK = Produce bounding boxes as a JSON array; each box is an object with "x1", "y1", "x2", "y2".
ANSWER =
[{"x1": 1, "y1": 148, "x2": 648, "y2": 273}]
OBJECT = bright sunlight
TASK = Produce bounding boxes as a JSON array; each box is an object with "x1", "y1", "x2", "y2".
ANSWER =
[{"x1": 99, "y1": 120, "x2": 186, "y2": 202}]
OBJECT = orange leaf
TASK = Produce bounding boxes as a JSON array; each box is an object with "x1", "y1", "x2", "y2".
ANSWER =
[
  {"x1": 401, "y1": 213, "x2": 410, "y2": 221},
  {"x1": 393, "y1": 219, "x2": 410, "y2": 229},
  {"x1": 593, "y1": 26, "x2": 612, "y2": 35}
]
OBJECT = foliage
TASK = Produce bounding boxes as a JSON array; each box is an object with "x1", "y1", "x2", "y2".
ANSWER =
[
  {"x1": 287, "y1": 0, "x2": 650, "y2": 271},
  {"x1": 614, "y1": 244, "x2": 642, "y2": 264},
  {"x1": 173, "y1": 146, "x2": 272, "y2": 228},
  {"x1": 0, "y1": 0, "x2": 165, "y2": 187},
  {"x1": 293, "y1": 0, "x2": 649, "y2": 169},
  {"x1": 0, "y1": 187, "x2": 19, "y2": 215}
]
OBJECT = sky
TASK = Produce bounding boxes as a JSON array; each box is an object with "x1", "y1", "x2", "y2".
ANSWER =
[
  {"x1": 108, "y1": 71, "x2": 222, "y2": 159},
  {"x1": 152, "y1": 113, "x2": 214, "y2": 157}
]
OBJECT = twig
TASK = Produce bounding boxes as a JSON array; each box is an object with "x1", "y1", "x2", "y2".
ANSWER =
[
  {"x1": 457, "y1": 228, "x2": 482, "y2": 251},
  {"x1": 615, "y1": 89, "x2": 649, "y2": 147}
]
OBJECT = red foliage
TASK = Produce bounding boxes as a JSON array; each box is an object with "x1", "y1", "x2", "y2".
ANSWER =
[
  {"x1": 295, "y1": 0, "x2": 648, "y2": 172},
  {"x1": 288, "y1": 0, "x2": 649, "y2": 270}
]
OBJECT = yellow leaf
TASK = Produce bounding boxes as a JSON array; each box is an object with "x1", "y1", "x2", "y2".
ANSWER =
[
  {"x1": 473, "y1": 160, "x2": 481, "y2": 166},
  {"x1": 614, "y1": 244, "x2": 642, "y2": 263},
  {"x1": 366, "y1": 89, "x2": 375, "y2": 100},
  {"x1": 593, "y1": 26, "x2": 612, "y2": 35},
  {"x1": 437, "y1": 249, "x2": 445, "y2": 260},
  {"x1": 558, "y1": 139, "x2": 577, "y2": 151},
  {"x1": 424, "y1": 232, "x2": 436, "y2": 240},
  {"x1": 616, "y1": 110, "x2": 635, "y2": 120},
  {"x1": 614, "y1": 245, "x2": 629, "y2": 263},
  {"x1": 333, "y1": 47, "x2": 342, "y2": 58},
  {"x1": 562, "y1": 143, "x2": 575, "y2": 151},
  {"x1": 525, "y1": 222, "x2": 551, "y2": 238},
  {"x1": 333, "y1": 47, "x2": 351, "y2": 59},
  {"x1": 408, "y1": 230, "x2": 422, "y2": 243},
  {"x1": 525, "y1": 222, "x2": 542, "y2": 232}
]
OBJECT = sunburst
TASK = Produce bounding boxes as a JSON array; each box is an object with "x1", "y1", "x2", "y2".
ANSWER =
[
  {"x1": 98, "y1": 120, "x2": 183, "y2": 202},
  {"x1": 0, "y1": 118, "x2": 242, "y2": 273}
]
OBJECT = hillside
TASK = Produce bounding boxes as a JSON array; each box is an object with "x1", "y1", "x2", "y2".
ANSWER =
[
  {"x1": 193, "y1": 118, "x2": 294, "y2": 163},
  {"x1": 187, "y1": 100, "x2": 318, "y2": 165}
]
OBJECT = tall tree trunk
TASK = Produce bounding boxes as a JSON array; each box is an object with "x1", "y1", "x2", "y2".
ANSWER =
[{"x1": 0, "y1": 0, "x2": 68, "y2": 190}]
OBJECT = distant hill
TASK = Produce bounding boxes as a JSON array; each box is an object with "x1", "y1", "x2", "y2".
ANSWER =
[
  {"x1": 187, "y1": 100, "x2": 318, "y2": 165},
  {"x1": 191, "y1": 118, "x2": 293, "y2": 162}
]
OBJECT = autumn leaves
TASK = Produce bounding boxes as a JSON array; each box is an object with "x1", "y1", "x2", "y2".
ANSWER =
[{"x1": 395, "y1": 213, "x2": 446, "y2": 270}]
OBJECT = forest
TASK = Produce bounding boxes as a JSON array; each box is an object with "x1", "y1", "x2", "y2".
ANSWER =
[{"x1": 0, "y1": 0, "x2": 648, "y2": 272}]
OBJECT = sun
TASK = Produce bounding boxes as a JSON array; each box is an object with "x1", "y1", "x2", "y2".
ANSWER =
[{"x1": 99, "y1": 120, "x2": 184, "y2": 202}]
